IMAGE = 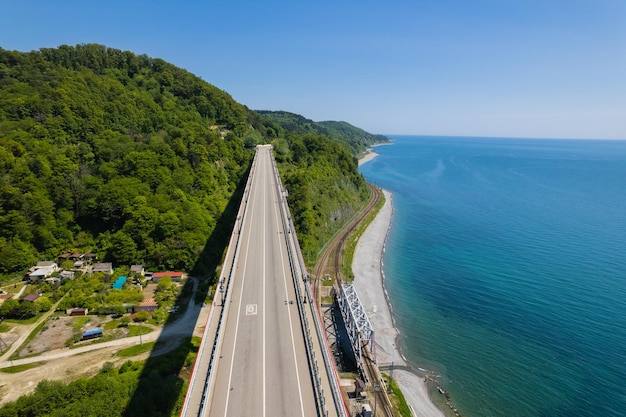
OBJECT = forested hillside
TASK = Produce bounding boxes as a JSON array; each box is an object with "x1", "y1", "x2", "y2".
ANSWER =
[
  {"x1": 273, "y1": 132, "x2": 369, "y2": 262},
  {"x1": 0, "y1": 44, "x2": 254, "y2": 275},
  {"x1": 257, "y1": 110, "x2": 390, "y2": 154},
  {"x1": 0, "y1": 44, "x2": 372, "y2": 276}
]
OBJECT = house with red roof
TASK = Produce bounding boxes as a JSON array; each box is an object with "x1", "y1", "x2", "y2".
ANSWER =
[
  {"x1": 151, "y1": 271, "x2": 185, "y2": 282},
  {"x1": 21, "y1": 293, "x2": 41, "y2": 303},
  {"x1": 135, "y1": 298, "x2": 158, "y2": 313}
]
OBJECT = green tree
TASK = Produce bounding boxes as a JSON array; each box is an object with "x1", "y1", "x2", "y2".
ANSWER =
[
  {"x1": 156, "y1": 275, "x2": 172, "y2": 292},
  {"x1": 34, "y1": 296, "x2": 52, "y2": 313},
  {"x1": 18, "y1": 301, "x2": 38, "y2": 318},
  {"x1": 0, "y1": 298, "x2": 19, "y2": 318},
  {"x1": 0, "y1": 239, "x2": 35, "y2": 273},
  {"x1": 107, "y1": 230, "x2": 137, "y2": 265},
  {"x1": 133, "y1": 310, "x2": 149, "y2": 322}
]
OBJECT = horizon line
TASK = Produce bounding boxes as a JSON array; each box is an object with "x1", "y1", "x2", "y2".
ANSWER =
[{"x1": 379, "y1": 134, "x2": 626, "y2": 141}]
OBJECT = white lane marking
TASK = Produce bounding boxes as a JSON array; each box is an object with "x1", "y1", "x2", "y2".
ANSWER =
[
  {"x1": 223, "y1": 153, "x2": 259, "y2": 417},
  {"x1": 272, "y1": 161, "x2": 306, "y2": 417},
  {"x1": 262, "y1": 152, "x2": 267, "y2": 417}
]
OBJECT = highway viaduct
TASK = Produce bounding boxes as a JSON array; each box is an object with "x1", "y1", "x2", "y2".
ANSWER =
[{"x1": 181, "y1": 145, "x2": 346, "y2": 417}]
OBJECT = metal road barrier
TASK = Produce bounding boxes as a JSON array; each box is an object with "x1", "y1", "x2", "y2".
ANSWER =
[
  {"x1": 180, "y1": 152, "x2": 259, "y2": 417},
  {"x1": 270, "y1": 155, "x2": 348, "y2": 417}
]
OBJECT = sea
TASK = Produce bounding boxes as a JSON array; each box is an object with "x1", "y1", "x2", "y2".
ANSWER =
[{"x1": 358, "y1": 136, "x2": 626, "y2": 417}]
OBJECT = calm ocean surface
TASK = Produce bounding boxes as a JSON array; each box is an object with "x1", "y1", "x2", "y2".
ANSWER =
[{"x1": 359, "y1": 136, "x2": 626, "y2": 417}]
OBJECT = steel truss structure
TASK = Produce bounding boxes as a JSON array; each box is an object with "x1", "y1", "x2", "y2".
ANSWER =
[{"x1": 337, "y1": 283, "x2": 374, "y2": 366}]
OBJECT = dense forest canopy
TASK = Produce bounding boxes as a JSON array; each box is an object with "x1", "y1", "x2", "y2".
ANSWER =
[
  {"x1": 0, "y1": 44, "x2": 254, "y2": 275},
  {"x1": 257, "y1": 110, "x2": 389, "y2": 154},
  {"x1": 0, "y1": 44, "x2": 381, "y2": 277}
]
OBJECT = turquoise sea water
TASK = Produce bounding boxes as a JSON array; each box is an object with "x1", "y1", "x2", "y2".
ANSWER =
[{"x1": 359, "y1": 136, "x2": 626, "y2": 417}]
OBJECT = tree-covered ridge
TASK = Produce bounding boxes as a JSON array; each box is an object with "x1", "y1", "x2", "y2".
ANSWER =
[
  {"x1": 257, "y1": 110, "x2": 390, "y2": 154},
  {"x1": 272, "y1": 133, "x2": 370, "y2": 264},
  {"x1": 0, "y1": 44, "x2": 254, "y2": 274}
]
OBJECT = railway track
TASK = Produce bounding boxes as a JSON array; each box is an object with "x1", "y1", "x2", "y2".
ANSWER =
[
  {"x1": 363, "y1": 347, "x2": 395, "y2": 417},
  {"x1": 314, "y1": 184, "x2": 381, "y2": 287},
  {"x1": 312, "y1": 184, "x2": 394, "y2": 417}
]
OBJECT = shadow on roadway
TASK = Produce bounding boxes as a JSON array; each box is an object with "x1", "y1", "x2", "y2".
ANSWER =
[{"x1": 121, "y1": 162, "x2": 251, "y2": 417}]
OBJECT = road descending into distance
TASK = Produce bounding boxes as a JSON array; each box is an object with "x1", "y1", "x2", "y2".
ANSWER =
[{"x1": 182, "y1": 145, "x2": 334, "y2": 417}]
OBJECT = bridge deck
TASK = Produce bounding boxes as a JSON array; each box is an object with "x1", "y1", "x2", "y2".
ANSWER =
[{"x1": 182, "y1": 145, "x2": 341, "y2": 417}]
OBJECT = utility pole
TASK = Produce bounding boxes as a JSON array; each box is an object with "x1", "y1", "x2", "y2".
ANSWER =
[{"x1": 388, "y1": 362, "x2": 394, "y2": 394}]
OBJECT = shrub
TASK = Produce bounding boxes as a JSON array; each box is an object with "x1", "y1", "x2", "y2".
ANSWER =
[{"x1": 133, "y1": 310, "x2": 150, "y2": 322}]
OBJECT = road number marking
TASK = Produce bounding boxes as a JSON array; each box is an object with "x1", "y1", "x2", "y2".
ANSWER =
[{"x1": 246, "y1": 304, "x2": 257, "y2": 315}]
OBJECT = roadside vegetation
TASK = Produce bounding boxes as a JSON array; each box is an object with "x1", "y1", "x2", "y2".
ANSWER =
[
  {"x1": 0, "y1": 362, "x2": 45, "y2": 374},
  {"x1": 342, "y1": 190, "x2": 386, "y2": 282},
  {"x1": 384, "y1": 373, "x2": 413, "y2": 417}
]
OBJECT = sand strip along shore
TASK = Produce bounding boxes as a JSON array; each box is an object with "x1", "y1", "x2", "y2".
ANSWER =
[
  {"x1": 358, "y1": 149, "x2": 380, "y2": 167},
  {"x1": 352, "y1": 185, "x2": 444, "y2": 417}
]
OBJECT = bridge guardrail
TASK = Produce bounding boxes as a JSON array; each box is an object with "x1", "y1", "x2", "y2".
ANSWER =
[
  {"x1": 180, "y1": 152, "x2": 259, "y2": 417},
  {"x1": 270, "y1": 155, "x2": 348, "y2": 417}
]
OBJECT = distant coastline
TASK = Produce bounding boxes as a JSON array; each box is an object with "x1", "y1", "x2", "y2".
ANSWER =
[
  {"x1": 358, "y1": 149, "x2": 379, "y2": 167},
  {"x1": 358, "y1": 141, "x2": 393, "y2": 167}
]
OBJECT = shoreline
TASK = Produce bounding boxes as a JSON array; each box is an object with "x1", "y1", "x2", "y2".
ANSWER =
[
  {"x1": 358, "y1": 148, "x2": 380, "y2": 167},
  {"x1": 351, "y1": 189, "x2": 445, "y2": 417}
]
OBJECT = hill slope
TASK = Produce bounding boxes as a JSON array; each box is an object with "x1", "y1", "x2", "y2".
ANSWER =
[
  {"x1": 0, "y1": 44, "x2": 256, "y2": 274},
  {"x1": 0, "y1": 44, "x2": 372, "y2": 276}
]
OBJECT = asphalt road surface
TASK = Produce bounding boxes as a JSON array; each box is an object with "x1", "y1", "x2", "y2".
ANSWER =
[{"x1": 198, "y1": 145, "x2": 318, "y2": 417}]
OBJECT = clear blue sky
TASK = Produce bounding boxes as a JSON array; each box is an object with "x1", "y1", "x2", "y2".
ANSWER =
[{"x1": 1, "y1": 0, "x2": 625, "y2": 139}]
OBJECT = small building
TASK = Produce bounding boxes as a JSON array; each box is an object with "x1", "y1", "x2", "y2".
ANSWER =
[
  {"x1": 82, "y1": 328, "x2": 103, "y2": 340},
  {"x1": 29, "y1": 267, "x2": 55, "y2": 281},
  {"x1": 21, "y1": 293, "x2": 41, "y2": 303},
  {"x1": 130, "y1": 265, "x2": 145, "y2": 276},
  {"x1": 0, "y1": 293, "x2": 13, "y2": 304},
  {"x1": 58, "y1": 253, "x2": 72, "y2": 261},
  {"x1": 152, "y1": 271, "x2": 185, "y2": 282},
  {"x1": 66, "y1": 307, "x2": 88, "y2": 316},
  {"x1": 83, "y1": 253, "x2": 96, "y2": 262},
  {"x1": 92, "y1": 262, "x2": 113, "y2": 275},
  {"x1": 60, "y1": 270, "x2": 75, "y2": 280},
  {"x1": 36, "y1": 261, "x2": 59, "y2": 270},
  {"x1": 44, "y1": 277, "x2": 61, "y2": 285},
  {"x1": 136, "y1": 298, "x2": 158, "y2": 313},
  {"x1": 70, "y1": 253, "x2": 83, "y2": 261},
  {"x1": 28, "y1": 261, "x2": 60, "y2": 283}
]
